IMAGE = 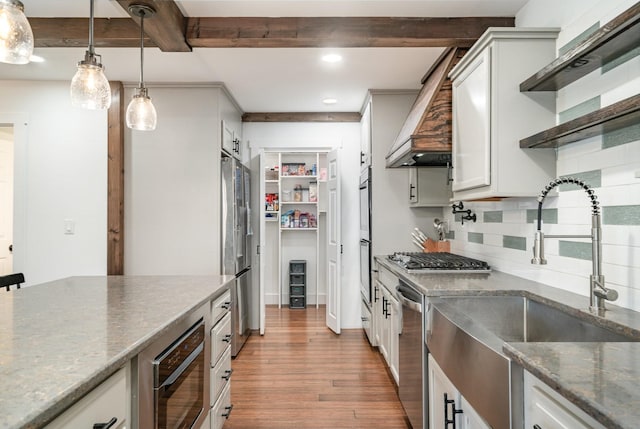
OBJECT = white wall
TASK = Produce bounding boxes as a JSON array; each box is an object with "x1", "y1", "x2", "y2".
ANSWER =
[
  {"x1": 0, "y1": 81, "x2": 107, "y2": 285},
  {"x1": 244, "y1": 122, "x2": 362, "y2": 329},
  {"x1": 124, "y1": 84, "x2": 222, "y2": 276},
  {"x1": 448, "y1": 0, "x2": 640, "y2": 312}
]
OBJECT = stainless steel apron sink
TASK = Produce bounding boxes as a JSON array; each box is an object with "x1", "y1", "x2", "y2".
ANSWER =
[{"x1": 426, "y1": 294, "x2": 639, "y2": 429}]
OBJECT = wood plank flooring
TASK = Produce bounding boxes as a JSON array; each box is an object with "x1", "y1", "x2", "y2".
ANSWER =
[{"x1": 224, "y1": 305, "x2": 410, "y2": 428}]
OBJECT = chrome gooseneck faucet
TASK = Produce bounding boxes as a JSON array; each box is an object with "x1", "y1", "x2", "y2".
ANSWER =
[{"x1": 531, "y1": 177, "x2": 618, "y2": 313}]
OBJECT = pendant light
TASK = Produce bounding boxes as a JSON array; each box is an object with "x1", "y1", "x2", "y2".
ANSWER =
[
  {"x1": 126, "y1": 4, "x2": 157, "y2": 131},
  {"x1": 0, "y1": 0, "x2": 34, "y2": 64},
  {"x1": 70, "y1": 0, "x2": 111, "y2": 109}
]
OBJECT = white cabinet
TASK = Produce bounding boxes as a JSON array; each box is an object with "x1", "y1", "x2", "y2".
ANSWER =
[
  {"x1": 428, "y1": 354, "x2": 491, "y2": 429},
  {"x1": 220, "y1": 88, "x2": 245, "y2": 163},
  {"x1": 211, "y1": 383, "x2": 232, "y2": 429},
  {"x1": 210, "y1": 289, "x2": 233, "y2": 424},
  {"x1": 449, "y1": 28, "x2": 558, "y2": 200},
  {"x1": 524, "y1": 371, "x2": 605, "y2": 429},
  {"x1": 360, "y1": 98, "x2": 372, "y2": 172},
  {"x1": 45, "y1": 366, "x2": 128, "y2": 429},
  {"x1": 408, "y1": 167, "x2": 451, "y2": 206},
  {"x1": 375, "y1": 264, "x2": 400, "y2": 384}
]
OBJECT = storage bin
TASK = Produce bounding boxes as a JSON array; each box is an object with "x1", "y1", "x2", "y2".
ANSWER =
[
  {"x1": 290, "y1": 296, "x2": 306, "y2": 309},
  {"x1": 290, "y1": 260, "x2": 306, "y2": 274},
  {"x1": 290, "y1": 285, "x2": 305, "y2": 296},
  {"x1": 290, "y1": 274, "x2": 305, "y2": 285}
]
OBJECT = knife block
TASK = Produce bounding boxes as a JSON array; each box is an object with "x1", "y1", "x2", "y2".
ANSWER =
[{"x1": 423, "y1": 239, "x2": 450, "y2": 253}]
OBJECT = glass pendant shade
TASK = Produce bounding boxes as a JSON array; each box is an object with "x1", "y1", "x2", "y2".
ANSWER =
[
  {"x1": 70, "y1": 57, "x2": 112, "y2": 109},
  {"x1": 0, "y1": 0, "x2": 34, "y2": 65},
  {"x1": 126, "y1": 87, "x2": 157, "y2": 131},
  {"x1": 70, "y1": 0, "x2": 111, "y2": 110}
]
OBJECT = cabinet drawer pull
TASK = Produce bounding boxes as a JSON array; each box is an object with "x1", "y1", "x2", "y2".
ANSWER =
[
  {"x1": 444, "y1": 393, "x2": 463, "y2": 428},
  {"x1": 409, "y1": 184, "x2": 416, "y2": 200},
  {"x1": 222, "y1": 369, "x2": 233, "y2": 380},
  {"x1": 221, "y1": 302, "x2": 231, "y2": 310},
  {"x1": 222, "y1": 404, "x2": 234, "y2": 419},
  {"x1": 222, "y1": 334, "x2": 233, "y2": 343},
  {"x1": 533, "y1": 425, "x2": 542, "y2": 429},
  {"x1": 93, "y1": 417, "x2": 117, "y2": 429}
]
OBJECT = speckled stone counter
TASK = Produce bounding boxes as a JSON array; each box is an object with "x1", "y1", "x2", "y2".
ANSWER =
[
  {"x1": 505, "y1": 342, "x2": 640, "y2": 429},
  {"x1": 375, "y1": 255, "x2": 640, "y2": 429},
  {"x1": 0, "y1": 275, "x2": 233, "y2": 429}
]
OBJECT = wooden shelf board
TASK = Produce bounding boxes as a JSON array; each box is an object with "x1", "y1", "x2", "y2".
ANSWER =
[
  {"x1": 520, "y1": 93, "x2": 640, "y2": 148},
  {"x1": 520, "y1": 2, "x2": 640, "y2": 92}
]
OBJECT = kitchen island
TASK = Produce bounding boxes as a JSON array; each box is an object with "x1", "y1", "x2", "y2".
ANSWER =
[
  {"x1": 0, "y1": 275, "x2": 233, "y2": 429},
  {"x1": 376, "y1": 255, "x2": 640, "y2": 429}
]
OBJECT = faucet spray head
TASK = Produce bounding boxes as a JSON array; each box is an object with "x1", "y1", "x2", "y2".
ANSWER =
[{"x1": 531, "y1": 231, "x2": 547, "y2": 265}]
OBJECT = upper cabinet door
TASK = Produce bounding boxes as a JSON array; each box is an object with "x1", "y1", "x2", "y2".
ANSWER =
[
  {"x1": 360, "y1": 100, "x2": 372, "y2": 172},
  {"x1": 451, "y1": 48, "x2": 491, "y2": 193},
  {"x1": 221, "y1": 120, "x2": 235, "y2": 157}
]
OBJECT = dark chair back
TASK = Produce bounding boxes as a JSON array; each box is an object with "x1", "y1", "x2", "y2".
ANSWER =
[{"x1": 1, "y1": 273, "x2": 25, "y2": 291}]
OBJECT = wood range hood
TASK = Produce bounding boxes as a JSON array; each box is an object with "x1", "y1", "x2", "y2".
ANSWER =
[{"x1": 386, "y1": 47, "x2": 467, "y2": 168}]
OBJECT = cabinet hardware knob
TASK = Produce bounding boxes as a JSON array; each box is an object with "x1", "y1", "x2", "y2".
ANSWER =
[
  {"x1": 93, "y1": 417, "x2": 118, "y2": 429},
  {"x1": 222, "y1": 368, "x2": 234, "y2": 380},
  {"x1": 222, "y1": 404, "x2": 234, "y2": 419}
]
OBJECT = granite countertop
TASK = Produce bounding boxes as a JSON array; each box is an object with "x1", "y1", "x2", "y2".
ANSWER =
[
  {"x1": 375, "y1": 255, "x2": 640, "y2": 429},
  {"x1": 0, "y1": 275, "x2": 233, "y2": 429}
]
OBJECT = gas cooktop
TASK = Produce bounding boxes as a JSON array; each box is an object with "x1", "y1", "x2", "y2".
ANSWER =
[{"x1": 388, "y1": 252, "x2": 491, "y2": 273}]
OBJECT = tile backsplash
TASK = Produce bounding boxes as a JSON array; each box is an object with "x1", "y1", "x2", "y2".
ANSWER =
[{"x1": 447, "y1": 0, "x2": 640, "y2": 312}]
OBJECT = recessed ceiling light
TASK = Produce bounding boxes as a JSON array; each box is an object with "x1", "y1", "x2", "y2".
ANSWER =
[
  {"x1": 29, "y1": 55, "x2": 45, "y2": 63},
  {"x1": 322, "y1": 54, "x2": 342, "y2": 63},
  {"x1": 322, "y1": 98, "x2": 338, "y2": 105}
]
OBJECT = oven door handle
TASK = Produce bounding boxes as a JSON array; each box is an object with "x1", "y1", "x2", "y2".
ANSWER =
[{"x1": 158, "y1": 342, "x2": 204, "y2": 390}]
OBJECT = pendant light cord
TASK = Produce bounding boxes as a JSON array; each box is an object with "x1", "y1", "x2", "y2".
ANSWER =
[
  {"x1": 139, "y1": 10, "x2": 145, "y2": 89},
  {"x1": 88, "y1": 0, "x2": 95, "y2": 55}
]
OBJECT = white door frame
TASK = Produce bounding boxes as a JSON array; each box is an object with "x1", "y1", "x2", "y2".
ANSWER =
[
  {"x1": 326, "y1": 148, "x2": 341, "y2": 334},
  {"x1": 0, "y1": 113, "x2": 28, "y2": 278}
]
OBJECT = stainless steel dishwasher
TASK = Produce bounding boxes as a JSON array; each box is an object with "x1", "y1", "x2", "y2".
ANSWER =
[{"x1": 397, "y1": 280, "x2": 425, "y2": 429}]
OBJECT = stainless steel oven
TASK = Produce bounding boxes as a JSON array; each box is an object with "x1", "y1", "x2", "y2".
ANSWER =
[
  {"x1": 138, "y1": 303, "x2": 210, "y2": 429},
  {"x1": 154, "y1": 320, "x2": 205, "y2": 429}
]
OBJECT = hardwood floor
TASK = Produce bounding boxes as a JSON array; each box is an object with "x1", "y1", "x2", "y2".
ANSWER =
[{"x1": 224, "y1": 305, "x2": 410, "y2": 428}]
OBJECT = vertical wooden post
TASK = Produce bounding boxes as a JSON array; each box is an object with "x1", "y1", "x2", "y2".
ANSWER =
[{"x1": 107, "y1": 82, "x2": 125, "y2": 275}]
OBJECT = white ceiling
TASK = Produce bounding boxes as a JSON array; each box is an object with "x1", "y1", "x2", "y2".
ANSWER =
[{"x1": 0, "y1": 0, "x2": 529, "y2": 112}]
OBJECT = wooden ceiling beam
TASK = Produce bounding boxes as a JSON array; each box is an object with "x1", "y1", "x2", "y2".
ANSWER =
[
  {"x1": 30, "y1": 16, "x2": 514, "y2": 50},
  {"x1": 187, "y1": 16, "x2": 515, "y2": 48},
  {"x1": 30, "y1": 18, "x2": 150, "y2": 48},
  {"x1": 116, "y1": 0, "x2": 191, "y2": 52}
]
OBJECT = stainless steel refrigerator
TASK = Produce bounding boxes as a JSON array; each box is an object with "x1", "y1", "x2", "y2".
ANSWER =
[{"x1": 221, "y1": 154, "x2": 251, "y2": 357}]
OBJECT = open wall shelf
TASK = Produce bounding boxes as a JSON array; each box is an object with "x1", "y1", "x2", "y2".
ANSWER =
[
  {"x1": 520, "y1": 2, "x2": 640, "y2": 92},
  {"x1": 520, "y1": 93, "x2": 640, "y2": 148}
]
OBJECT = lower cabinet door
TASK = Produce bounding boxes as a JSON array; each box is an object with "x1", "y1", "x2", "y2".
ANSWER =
[
  {"x1": 525, "y1": 371, "x2": 605, "y2": 429},
  {"x1": 45, "y1": 367, "x2": 128, "y2": 429},
  {"x1": 428, "y1": 354, "x2": 461, "y2": 429},
  {"x1": 211, "y1": 312, "x2": 232, "y2": 366},
  {"x1": 211, "y1": 346, "x2": 232, "y2": 405},
  {"x1": 211, "y1": 383, "x2": 232, "y2": 429}
]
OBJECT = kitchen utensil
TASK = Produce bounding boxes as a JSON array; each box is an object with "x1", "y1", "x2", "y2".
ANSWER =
[
  {"x1": 414, "y1": 228, "x2": 428, "y2": 242},
  {"x1": 433, "y1": 219, "x2": 448, "y2": 241},
  {"x1": 412, "y1": 238, "x2": 425, "y2": 250}
]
